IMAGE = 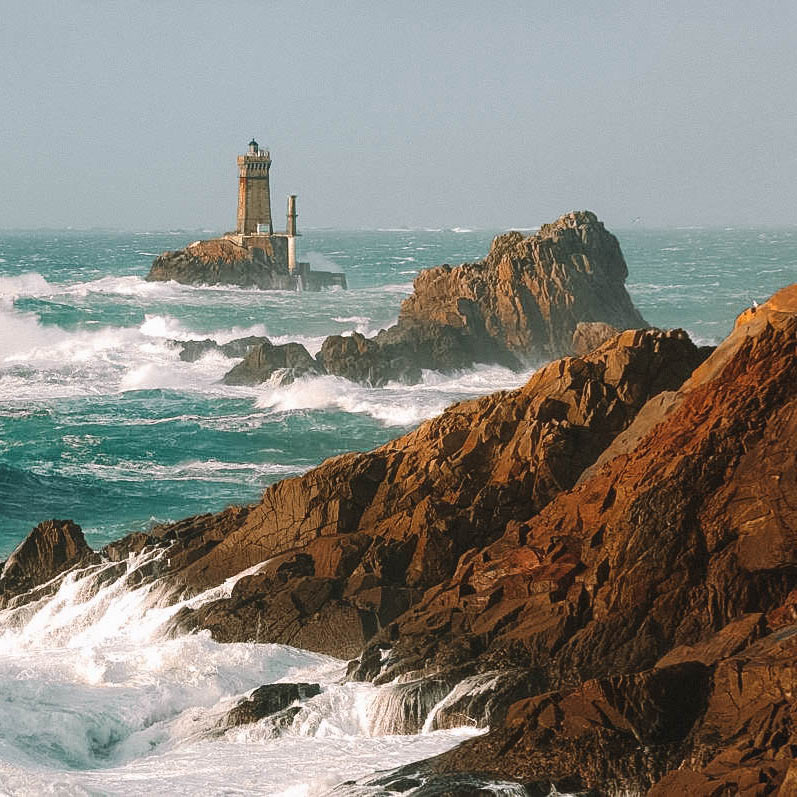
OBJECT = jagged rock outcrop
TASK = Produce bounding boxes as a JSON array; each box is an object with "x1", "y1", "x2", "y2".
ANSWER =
[
  {"x1": 4, "y1": 327, "x2": 697, "y2": 658},
  {"x1": 220, "y1": 211, "x2": 648, "y2": 387},
  {"x1": 0, "y1": 519, "x2": 97, "y2": 607},
  {"x1": 223, "y1": 340, "x2": 324, "y2": 386},
  {"x1": 9, "y1": 284, "x2": 797, "y2": 793},
  {"x1": 146, "y1": 238, "x2": 295, "y2": 290},
  {"x1": 157, "y1": 327, "x2": 704, "y2": 659},
  {"x1": 398, "y1": 211, "x2": 646, "y2": 364}
]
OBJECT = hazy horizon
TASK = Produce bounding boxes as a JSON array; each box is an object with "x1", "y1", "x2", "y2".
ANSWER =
[{"x1": 2, "y1": 1, "x2": 795, "y2": 231}]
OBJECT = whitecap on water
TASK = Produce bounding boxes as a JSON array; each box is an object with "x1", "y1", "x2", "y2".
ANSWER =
[{"x1": 255, "y1": 364, "x2": 533, "y2": 427}]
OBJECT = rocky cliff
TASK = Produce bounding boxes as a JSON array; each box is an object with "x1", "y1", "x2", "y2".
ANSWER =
[
  {"x1": 146, "y1": 238, "x2": 295, "y2": 290},
  {"x1": 398, "y1": 211, "x2": 646, "y2": 364},
  {"x1": 351, "y1": 284, "x2": 797, "y2": 794}
]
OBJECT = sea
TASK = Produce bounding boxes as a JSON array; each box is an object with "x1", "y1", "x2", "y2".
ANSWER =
[{"x1": 0, "y1": 225, "x2": 795, "y2": 795}]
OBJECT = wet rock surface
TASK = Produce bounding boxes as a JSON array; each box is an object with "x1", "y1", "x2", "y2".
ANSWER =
[
  {"x1": 220, "y1": 682, "x2": 321, "y2": 728},
  {"x1": 223, "y1": 340, "x2": 324, "y2": 386},
  {"x1": 0, "y1": 519, "x2": 97, "y2": 605},
  {"x1": 324, "y1": 764, "x2": 532, "y2": 797},
  {"x1": 176, "y1": 336, "x2": 270, "y2": 363}
]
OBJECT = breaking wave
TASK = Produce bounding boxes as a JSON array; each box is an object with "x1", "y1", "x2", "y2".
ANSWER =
[
  {"x1": 0, "y1": 551, "x2": 485, "y2": 795},
  {"x1": 255, "y1": 364, "x2": 532, "y2": 427}
]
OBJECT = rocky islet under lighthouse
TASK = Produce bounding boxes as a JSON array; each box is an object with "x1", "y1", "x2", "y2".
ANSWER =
[{"x1": 146, "y1": 140, "x2": 347, "y2": 291}]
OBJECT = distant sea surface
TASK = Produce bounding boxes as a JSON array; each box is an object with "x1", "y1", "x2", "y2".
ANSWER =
[{"x1": 0, "y1": 225, "x2": 794, "y2": 794}]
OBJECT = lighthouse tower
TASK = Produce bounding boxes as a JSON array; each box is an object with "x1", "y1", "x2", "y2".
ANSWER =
[{"x1": 236, "y1": 139, "x2": 273, "y2": 235}]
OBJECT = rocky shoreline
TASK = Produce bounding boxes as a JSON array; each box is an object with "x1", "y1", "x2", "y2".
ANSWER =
[{"x1": 3, "y1": 225, "x2": 796, "y2": 793}]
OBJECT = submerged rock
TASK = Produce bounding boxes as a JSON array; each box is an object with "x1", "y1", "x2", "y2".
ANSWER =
[
  {"x1": 177, "y1": 336, "x2": 270, "y2": 363},
  {"x1": 223, "y1": 340, "x2": 324, "y2": 386}
]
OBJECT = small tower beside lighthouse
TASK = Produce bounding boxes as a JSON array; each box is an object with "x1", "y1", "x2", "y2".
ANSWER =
[
  {"x1": 286, "y1": 194, "x2": 298, "y2": 271},
  {"x1": 236, "y1": 138, "x2": 273, "y2": 235}
]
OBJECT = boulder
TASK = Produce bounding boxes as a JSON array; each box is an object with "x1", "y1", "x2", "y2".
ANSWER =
[
  {"x1": 220, "y1": 682, "x2": 321, "y2": 728},
  {"x1": 177, "y1": 336, "x2": 270, "y2": 363},
  {"x1": 223, "y1": 340, "x2": 324, "y2": 386}
]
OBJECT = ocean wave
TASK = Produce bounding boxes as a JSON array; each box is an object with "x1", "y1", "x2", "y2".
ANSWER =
[
  {"x1": 31, "y1": 458, "x2": 305, "y2": 485},
  {"x1": 0, "y1": 304, "x2": 265, "y2": 398},
  {"x1": 255, "y1": 364, "x2": 532, "y2": 427}
]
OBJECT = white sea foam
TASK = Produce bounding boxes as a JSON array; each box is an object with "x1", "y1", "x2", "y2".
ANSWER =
[
  {"x1": 255, "y1": 364, "x2": 532, "y2": 427},
  {"x1": 306, "y1": 251, "x2": 343, "y2": 273},
  {"x1": 0, "y1": 303, "x2": 264, "y2": 399},
  {"x1": 0, "y1": 550, "x2": 481, "y2": 795},
  {"x1": 33, "y1": 458, "x2": 304, "y2": 484}
]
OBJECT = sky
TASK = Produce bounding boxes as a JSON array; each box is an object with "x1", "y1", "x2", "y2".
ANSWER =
[{"x1": 1, "y1": 0, "x2": 796, "y2": 230}]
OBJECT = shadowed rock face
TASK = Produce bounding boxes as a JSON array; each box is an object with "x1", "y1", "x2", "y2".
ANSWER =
[
  {"x1": 223, "y1": 340, "x2": 324, "y2": 386},
  {"x1": 146, "y1": 238, "x2": 294, "y2": 290},
  {"x1": 220, "y1": 683, "x2": 321, "y2": 729},
  {"x1": 177, "y1": 336, "x2": 270, "y2": 363}
]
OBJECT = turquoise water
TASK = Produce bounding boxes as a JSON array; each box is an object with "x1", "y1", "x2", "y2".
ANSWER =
[{"x1": 1, "y1": 226, "x2": 795, "y2": 556}]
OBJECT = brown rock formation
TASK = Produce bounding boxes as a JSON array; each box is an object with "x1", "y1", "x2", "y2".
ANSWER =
[
  {"x1": 146, "y1": 238, "x2": 295, "y2": 290},
  {"x1": 8, "y1": 284, "x2": 796, "y2": 793},
  {"x1": 350, "y1": 284, "x2": 797, "y2": 793},
  {"x1": 221, "y1": 211, "x2": 649, "y2": 387},
  {"x1": 223, "y1": 340, "x2": 324, "y2": 386},
  {"x1": 0, "y1": 519, "x2": 96, "y2": 606},
  {"x1": 177, "y1": 336, "x2": 269, "y2": 363},
  {"x1": 159, "y1": 327, "x2": 703, "y2": 660},
  {"x1": 398, "y1": 210, "x2": 646, "y2": 364}
]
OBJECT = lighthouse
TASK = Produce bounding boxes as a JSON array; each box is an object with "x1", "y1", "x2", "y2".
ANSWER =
[
  {"x1": 236, "y1": 138, "x2": 273, "y2": 235},
  {"x1": 222, "y1": 139, "x2": 347, "y2": 289}
]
